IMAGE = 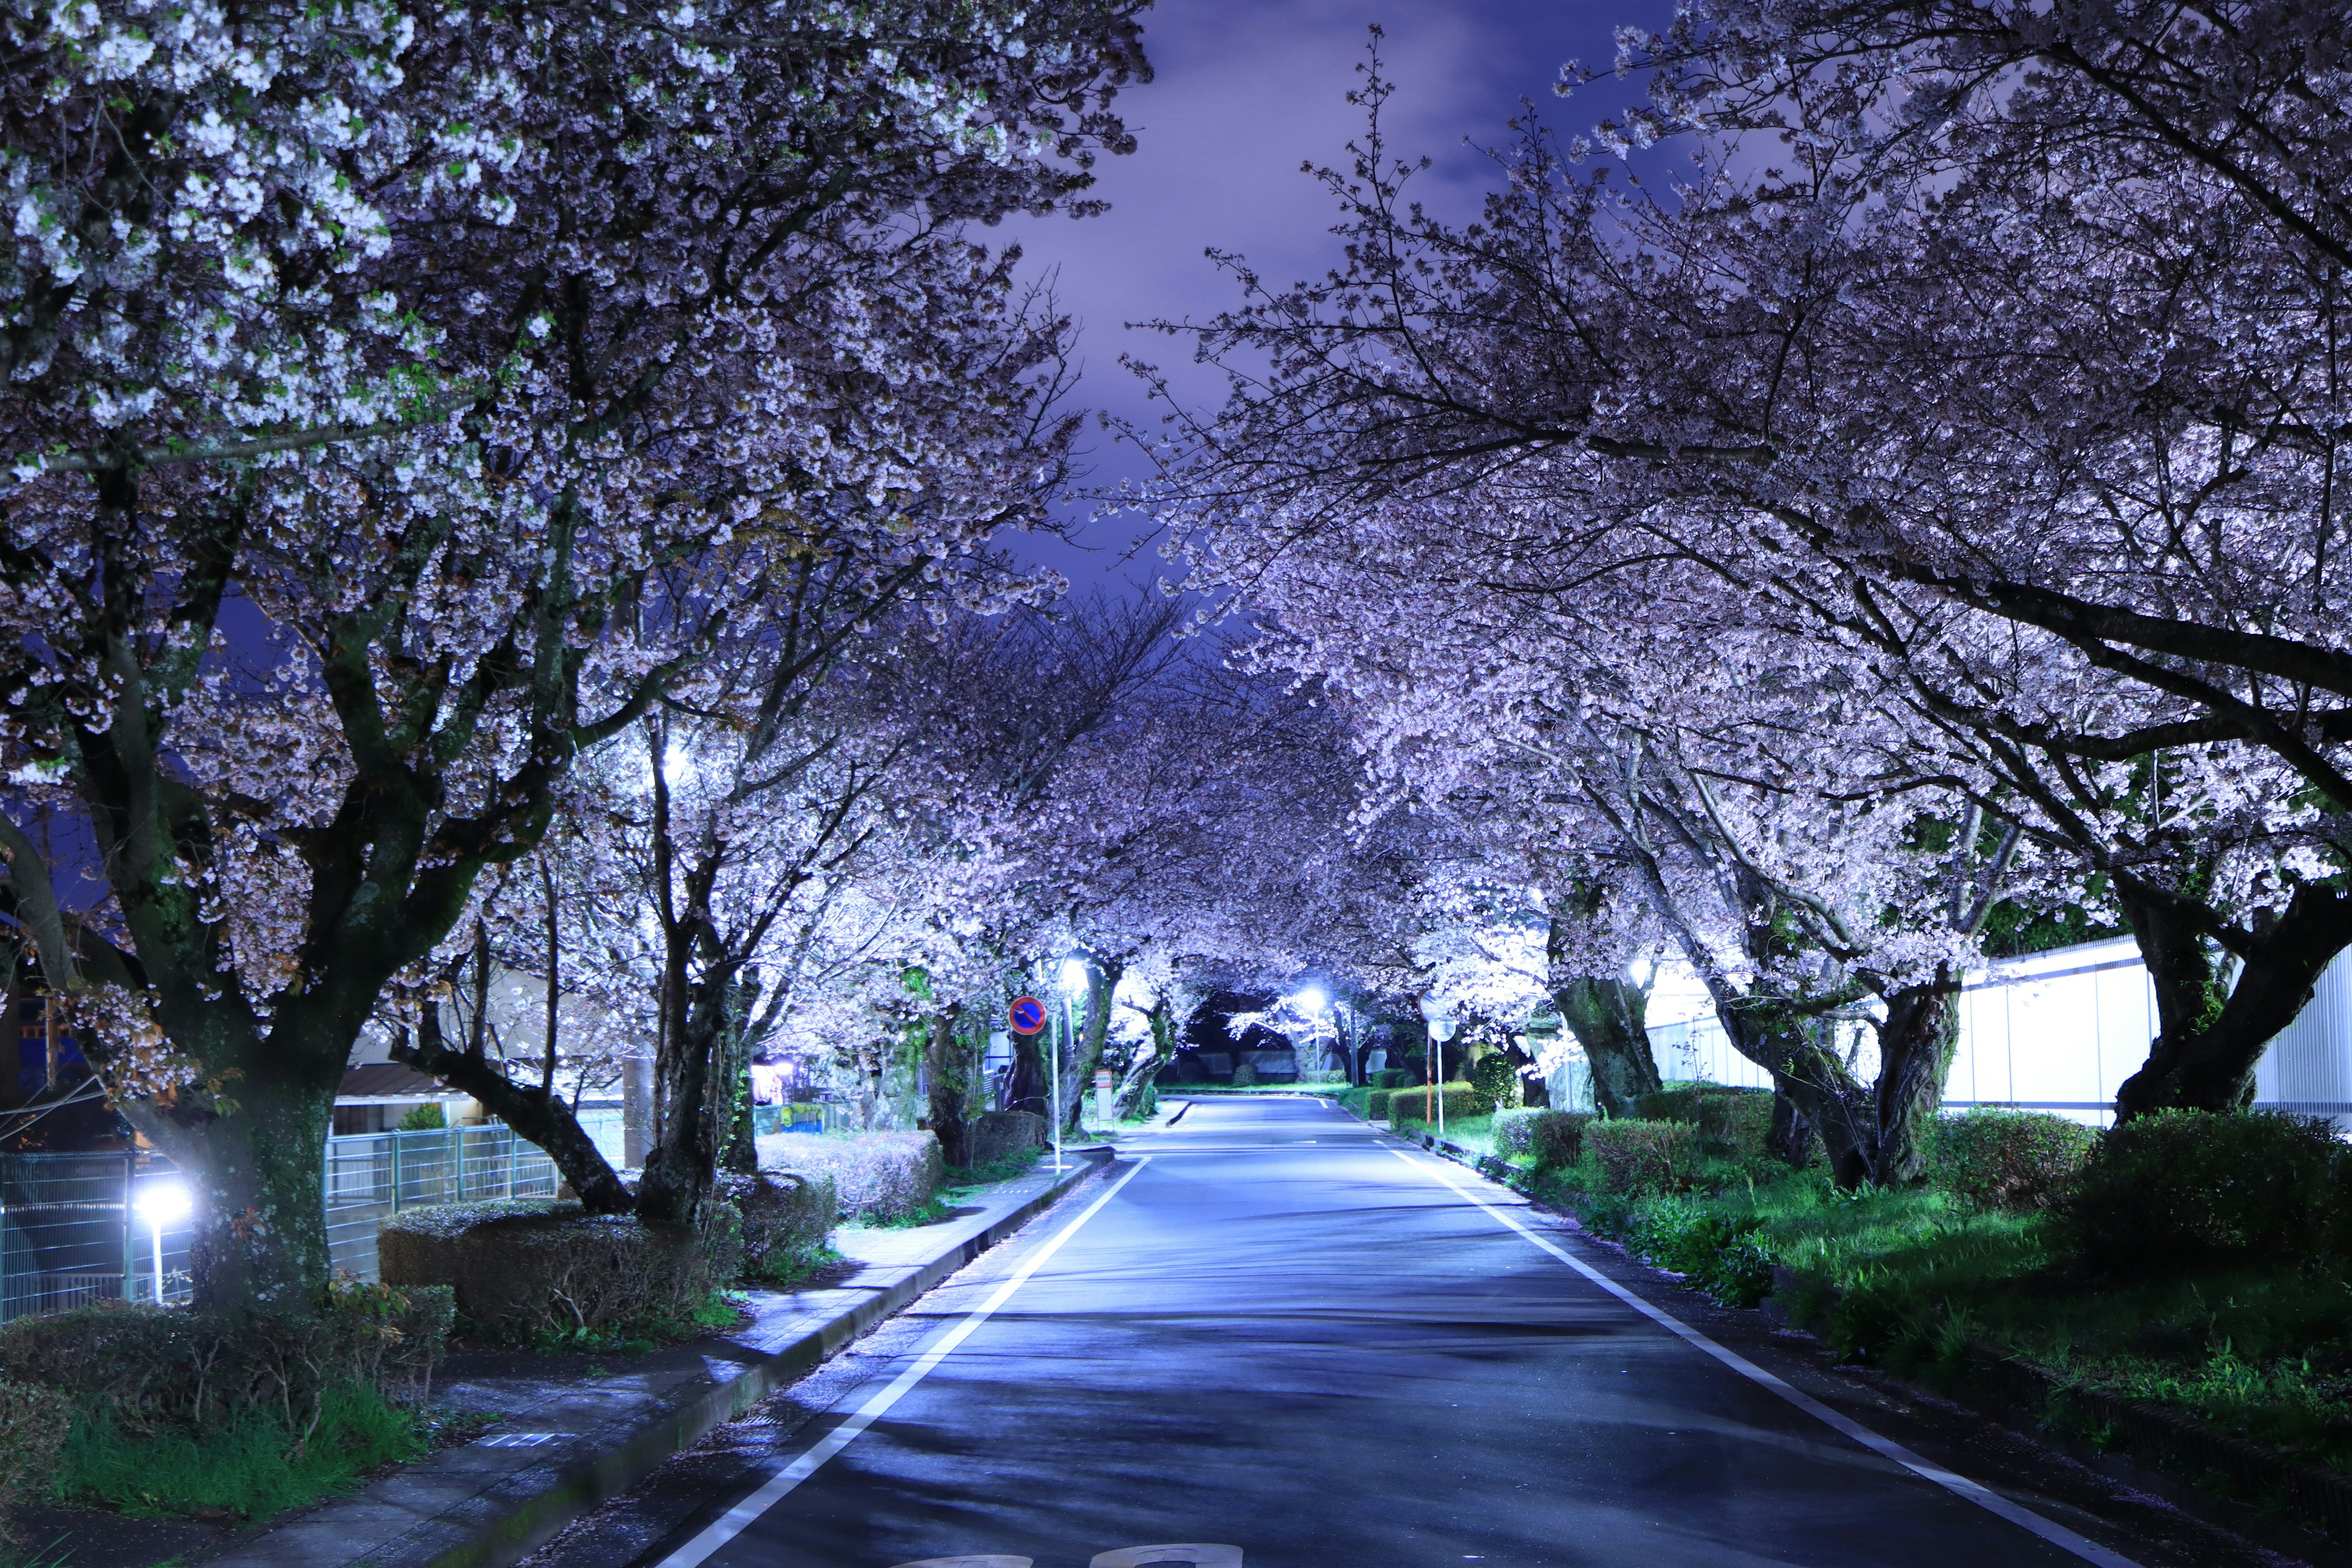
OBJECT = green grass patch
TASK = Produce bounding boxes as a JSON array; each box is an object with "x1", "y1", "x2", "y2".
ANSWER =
[
  {"x1": 459, "y1": 1287, "x2": 750, "y2": 1355},
  {"x1": 52, "y1": 1384, "x2": 429, "y2": 1522},
  {"x1": 1529, "y1": 1153, "x2": 2352, "y2": 1470}
]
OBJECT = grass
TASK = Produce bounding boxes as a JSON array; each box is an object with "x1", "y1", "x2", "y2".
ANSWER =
[
  {"x1": 1530, "y1": 1155, "x2": 2352, "y2": 1469},
  {"x1": 461, "y1": 1287, "x2": 752, "y2": 1355},
  {"x1": 1327, "y1": 1091, "x2": 2352, "y2": 1476},
  {"x1": 51, "y1": 1384, "x2": 431, "y2": 1522}
]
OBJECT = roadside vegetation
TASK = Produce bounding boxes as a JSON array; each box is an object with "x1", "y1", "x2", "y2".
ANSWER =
[{"x1": 1392, "y1": 1085, "x2": 2352, "y2": 1475}]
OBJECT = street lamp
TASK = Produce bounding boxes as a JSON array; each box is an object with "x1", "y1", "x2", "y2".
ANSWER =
[
  {"x1": 1054, "y1": 957, "x2": 1090, "y2": 1172},
  {"x1": 1292, "y1": 986, "x2": 1329, "y2": 1079},
  {"x1": 133, "y1": 1178, "x2": 191, "y2": 1306},
  {"x1": 1419, "y1": 995, "x2": 1458, "y2": 1141}
]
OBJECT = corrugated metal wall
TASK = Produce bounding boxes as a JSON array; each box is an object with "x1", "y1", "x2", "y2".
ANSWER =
[{"x1": 1649, "y1": 939, "x2": 2352, "y2": 1127}]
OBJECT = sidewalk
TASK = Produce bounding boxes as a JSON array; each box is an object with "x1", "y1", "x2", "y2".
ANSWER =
[{"x1": 219, "y1": 1152, "x2": 1109, "y2": 1568}]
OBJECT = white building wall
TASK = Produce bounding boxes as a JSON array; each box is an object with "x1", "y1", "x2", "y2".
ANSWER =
[{"x1": 1646, "y1": 938, "x2": 2352, "y2": 1127}]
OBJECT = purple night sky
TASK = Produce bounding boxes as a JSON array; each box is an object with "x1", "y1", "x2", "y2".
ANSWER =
[{"x1": 998, "y1": 0, "x2": 1672, "y2": 594}]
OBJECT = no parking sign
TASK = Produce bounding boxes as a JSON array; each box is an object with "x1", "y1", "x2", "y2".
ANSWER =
[{"x1": 1008, "y1": 995, "x2": 1047, "y2": 1035}]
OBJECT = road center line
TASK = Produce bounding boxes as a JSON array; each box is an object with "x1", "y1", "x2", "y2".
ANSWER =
[
  {"x1": 655, "y1": 1156, "x2": 1154, "y2": 1568},
  {"x1": 1384, "y1": 1145, "x2": 2143, "y2": 1568}
]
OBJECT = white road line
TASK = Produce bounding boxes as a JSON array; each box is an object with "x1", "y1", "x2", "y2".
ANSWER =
[
  {"x1": 1385, "y1": 1146, "x2": 2144, "y2": 1568},
  {"x1": 655, "y1": 1157, "x2": 1155, "y2": 1568}
]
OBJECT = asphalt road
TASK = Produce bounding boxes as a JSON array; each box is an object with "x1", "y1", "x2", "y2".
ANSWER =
[{"x1": 523, "y1": 1096, "x2": 2280, "y2": 1568}]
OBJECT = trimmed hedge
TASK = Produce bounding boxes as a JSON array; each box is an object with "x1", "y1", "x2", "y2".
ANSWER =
[
  {"x1": 1468, "y1": 1053, "x2": 1521, "y2": 1113},
  {"x1": 1931, "y1": 1109, "x2": 2095, "y2": 1213},
  {"x1": 1371, "y1": 1068, "x2": 1413, "y2": 1090},
  {"x1": 2060, "y1": 1109, "x2": 2345, "y2": 1274},
  {"x1": 0, "y1": 1374, "x2": 70, "y2": 1544},
  {"x1": 1387, "y1": 1084, "x2": 1482, "y2": 1125},
  {"x1": 380, "y1": 1199, "x2": 718, "y2": 1339},
  {"x1": 1634, "y1": 1083, "x2": 1774, "y2": 1156},
  {"x1": 715, "y1": 1171, "x2": 834, "y2": 1283},
  {"x1": 1493, "y1": 1108, "x2": 1593, "y2": 1169},
  {"x1": 759, "y1": 1129, "x2": 943, "y2": 1223},
  {"x1": 0, "y1": 1281, "x2": 451, "y2": 1434},
  {"x1": 1588, "y1": 1119, "x2": 1702, "y2": 1194}
]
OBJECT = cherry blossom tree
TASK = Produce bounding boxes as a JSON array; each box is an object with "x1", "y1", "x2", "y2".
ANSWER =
[
  {"x1": 1148, "y1": 30, "x2": 2352, "y2": 1126},
  {"x1": 0, "y1": 0, "x2": 1147, "y2": 1310}
]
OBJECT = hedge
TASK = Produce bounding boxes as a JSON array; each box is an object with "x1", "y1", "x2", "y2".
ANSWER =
[
  {"x1": 1634, "y1": 1083, "x2": 1774, "y2": 1156},
  {"x1": 1387, "y1": 1084, "x2": 1483, "y2": 1125},
  {"x1": 380, "y1": 1199, "x2": 720, "y2": 1339},
  {"x1": 760, "y1": 1129, "x2": 943, "y2": 1223},
  {"x1": 2059, "y1": 1109, "x2": 2346, "y2": 1273},
  {"x1": 0, "y1": 1280, "x2": 451, "y2": 1435},
  {"x1": 1493, "y1": 1108, "x2": 1593, "y2": 1169},
  {"x1": 0, "y1": 1375, "x2": 70, "y2": 1544},
  {"x1": 714, "y1": 1170, "x2": 834, "y2": 1283},
  {"x1": 1588, "y1": 1119, "x2": 1703, "y2": 1194},
  {"x1": 1931, "y1": 1109, "x2": 2095, "y2": 1213}
]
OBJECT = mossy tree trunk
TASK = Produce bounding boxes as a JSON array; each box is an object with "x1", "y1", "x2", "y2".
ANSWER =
[
  {"x1": 1548, "y1": 968, "x2": 1660, "y2": 1119},
  {"x1": 925, "y1": 1003, "x2": 970, "y2": 1167}
]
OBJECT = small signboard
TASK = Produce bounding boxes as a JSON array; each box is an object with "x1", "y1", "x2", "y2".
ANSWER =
[{"x1": 1008, "y1": 995, "x2": 1047, "y2": 1035}]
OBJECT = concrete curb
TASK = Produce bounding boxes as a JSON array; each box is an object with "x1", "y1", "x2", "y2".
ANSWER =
[{"x1": 225, "y1": 1153, "x2": 1110, "y2": 1568}]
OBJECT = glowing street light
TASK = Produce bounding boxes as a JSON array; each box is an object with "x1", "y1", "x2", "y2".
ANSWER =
[
  {"x1": 1419, "y1": 995, "x2": 1459, "y2": 1140},
  {"x1": 133, "y1": 1178, "x2": 191, "y2": 1306},
  {"x1": 1291, "y1": 986, "x2": 1330, "y2": 1080}
]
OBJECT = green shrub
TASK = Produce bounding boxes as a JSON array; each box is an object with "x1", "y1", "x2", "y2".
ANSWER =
[
  {"x1": 1587, "y1": 1119, "x2": 1702, "y2": 1194},
  {"x1": 0, "y1": 1281, "x2": 451, "y2": 1433},
  {"x1": 1385, "y1": 1084, "x2": 1483, "y2": 1125},
  {"x1": 715, "y1": 1172, "x2": 834, "y2": 1283},
  {"x1": 760, "y1": 1129, "x2": 944, "y2": 1223},
  {"x1": 396, "y1": 1102, "x2": 448, "y2": 1131},
  {"x1": 2059, "y1": 1110, "x2": 2345, "y2": 1274},
  {"x1": 1634, "y1": 1082, "x2": 1774, "y2": 1156},
  {"x1": 1371, "y1": 1068, "x2": 1412, "y2": 1090},
  {"x1": 0, "y1": 1375, "x2": 70, "y2": 1545},
  {"x1": 54, "y1": 1381, "x2": 426, "y2": 1521},
  {"x1": 1468, "y1": 1054, "x2": 1521, "y2": 1114},
  {"x1": 1366, "y1": 1088, "x2": 1393, "y2": 1120},
  {"x1": 1229, "y1": 1060, "x2": 1260, "y2": 1087},
  {"x1": 379, "y1": 1199, "x2": 717, "y2": 1341},
  {"x1": 1932, "y1": 1109, "x2": 2096, "y2": 1213},
  {"x1": 1622, "y1": 1200, "x2": 1776, "y2": 1307},
  {"x1": 1492, "y1": 1108, "x2": 1593, "y2": 1169}
]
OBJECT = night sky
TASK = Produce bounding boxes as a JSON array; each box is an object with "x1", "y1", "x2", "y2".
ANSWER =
[{"x1": 999, "y1": 0, "x2": 1673, "y2": 594}]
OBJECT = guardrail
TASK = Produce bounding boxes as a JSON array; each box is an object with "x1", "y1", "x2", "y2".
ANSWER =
[{"x1": 0, "y1": 1113, "x2": 623, "y2": 1323}]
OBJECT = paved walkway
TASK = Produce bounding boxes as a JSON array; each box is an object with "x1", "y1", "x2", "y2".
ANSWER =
[{"x1": 217, "y1": 1153, "x2": 1105, "y2": 1568}]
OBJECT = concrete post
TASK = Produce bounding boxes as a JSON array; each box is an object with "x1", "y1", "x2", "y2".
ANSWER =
[{"x1": 623, "y1": 1054, "x2": 655, "y2": 1169}]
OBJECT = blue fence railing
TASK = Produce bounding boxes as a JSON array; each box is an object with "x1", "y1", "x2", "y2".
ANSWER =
[{"x1": 1, "y1": 1112, "x2": 624, "y2": 1322}]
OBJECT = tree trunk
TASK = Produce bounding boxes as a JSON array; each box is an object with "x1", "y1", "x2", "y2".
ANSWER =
[
  {"x1": 123, "y1": 1057, "x2": 342, "y2": 1313},
  {"x1": 1006, "y1": 1017, "x2": 1048, "y2": 1118},
  {"x1": 925, "y1": 1005, "x2": 969, "y2": 1168},
  {"x1": 2113, "y1": 882, "x2": 2352, "y2": 1118},
  {"x1": 1066, "y1": 959, "x2": 1120, "y2": 1134},
  {"x1": 1550, "y1": 972, "x2": 1661, "y2": 1118},
  {"x1": 392, "y1": 1007, "x2": 634, "y2": 1215}
]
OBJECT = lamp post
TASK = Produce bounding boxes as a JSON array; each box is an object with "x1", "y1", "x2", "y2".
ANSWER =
[
  {"x1": 1294, "y1": 985, "x2": 1328, "y2": 1080},
  {"x1": 1055, "y1": 957, "x2": 1090, "y2": 1172},
  {"x1": 1419, "y1": 995, "x2": 1458, "y2": 1142},
  {"x1": 133, "y1": 1178, "x2": 192, "y2": 1306}
]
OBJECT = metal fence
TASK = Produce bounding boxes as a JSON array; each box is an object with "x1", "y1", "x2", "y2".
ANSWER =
[
  {"x1": 0, "y1": 1112, "x2": 624, "y2": 1323},
  {"x1": 752, "y1": 1101, "x2": 847, "y2": 1135}
]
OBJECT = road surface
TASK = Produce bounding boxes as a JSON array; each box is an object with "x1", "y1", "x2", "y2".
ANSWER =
[{"x1": 523, "y1": 1095, "x2": 2272, "y2": 1568}]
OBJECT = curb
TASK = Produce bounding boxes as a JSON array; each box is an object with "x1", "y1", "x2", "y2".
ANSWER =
[{"x1": 230, "y1": 1152, "x2": 1111, "y2": 1568}]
